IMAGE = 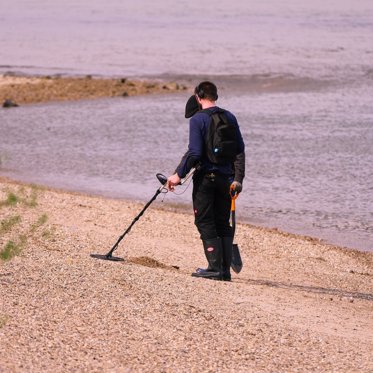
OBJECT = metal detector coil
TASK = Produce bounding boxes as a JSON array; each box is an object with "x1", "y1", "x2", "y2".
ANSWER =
[{"x1": 90, "y1": 253, "x2": 125, "y2": 261}]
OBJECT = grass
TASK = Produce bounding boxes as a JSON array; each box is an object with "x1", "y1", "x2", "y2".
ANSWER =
[
  {"x1": 30, "y1": 213, "x2": 48, "y2": 233},
  {"x1": 0, "y1": 236, "x2": 26, "y2": 261},
  {"x1": 0, "y1": 215, "x2": 21, "y2": 235},
  {"x1": 23, "y1": 185, "x2": 39, "y2": 207},
  {"x1": 0, "y1": 241, "x2": 18, "y2": 260},
  {"x1": 0, "y1": 185, "x2": 50, "y2": 261},
  {"x1": 0, "y1": 192, "x2": 19, "y2": 207},
  {"x1": 0, "y1": 186, "x2": 40, "y2": 208},
  {"x1": 42, "y1": 225, "x2": 56, "y2": 240},
  {"x1": 0, "y1": 213, "x2": 48, "y2": 260}
]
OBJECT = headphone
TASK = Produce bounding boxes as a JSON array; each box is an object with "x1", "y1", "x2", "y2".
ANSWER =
[{"x1": 195, "y1": 83, "x2": 205, "y2": 99}]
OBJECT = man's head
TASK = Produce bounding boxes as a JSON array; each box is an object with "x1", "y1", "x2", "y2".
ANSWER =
[{"x1": 194, "y1": 81, "x2": 218, "y2": 102}]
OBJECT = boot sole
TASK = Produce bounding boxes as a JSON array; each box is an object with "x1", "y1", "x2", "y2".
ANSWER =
[{"x1": 191, "y1": 273, "x2": 231, "y2": 281}]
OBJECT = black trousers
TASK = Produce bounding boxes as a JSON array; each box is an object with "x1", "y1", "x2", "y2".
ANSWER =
[{"x1": 192, "y1": 172, "x2": 233, "y2": 240}]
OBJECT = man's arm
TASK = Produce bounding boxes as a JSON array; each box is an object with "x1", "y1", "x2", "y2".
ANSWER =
[
  {"x1": 231, "y1": 151, "x2": 245, "y2": 193},
  {"x1": 174, "y1": 116, "x2": 204, "y2": 178},
  {"x1": 234, "y1": 151, "x2": 245, "y2": 184}
]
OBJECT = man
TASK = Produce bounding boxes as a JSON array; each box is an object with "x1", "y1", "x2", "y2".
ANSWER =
[{"x1": 167, "y1": 81, "x2": 245, "y2": 281}]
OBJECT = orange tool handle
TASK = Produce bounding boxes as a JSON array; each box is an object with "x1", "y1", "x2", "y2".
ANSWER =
[{"x1": 230, "y1": 184, "x2": 239, "y2": 211}]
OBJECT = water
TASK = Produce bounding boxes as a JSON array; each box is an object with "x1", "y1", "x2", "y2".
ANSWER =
[
  {"x1": 0, "y1": 0, "x2": 372, "y2": 251},
  {"x1": 1, "y1": 0, "x2": 373, "y2": 79}
]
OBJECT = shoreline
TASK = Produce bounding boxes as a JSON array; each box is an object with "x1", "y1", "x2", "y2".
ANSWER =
[
  {"x1": 0, "y1": 176, "x2": 372, "y2": 372},
  {"x1": 0, "y1": 174, "x2": 368, "y2": 254},
  {"x1": 0, "y1": 175, "x2": 370, "y2": 259},
  {"x1": 0, "y1": 73, "x2": 188, "y2": 105}
]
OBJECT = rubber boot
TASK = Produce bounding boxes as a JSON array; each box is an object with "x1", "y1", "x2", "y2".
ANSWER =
[
  {"x1": 192, "y1": 238, "x2": 223, "y2": 280},
  {"x1": 221, "y1": 236, "x2": 233, "y2": 281},
  {"x1": 196, "y1": 237, "x2": 232, "y2": 281},
  {"x1": 195, "y1": 264, "x2": 213, "y2": 274},
  {"x1": 195, "y1": 261, "x2": 213, "y2": 275}
]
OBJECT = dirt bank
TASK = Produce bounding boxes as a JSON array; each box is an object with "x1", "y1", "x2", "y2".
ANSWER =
[
  {"x1": 0, "y1": 74, "x2": 187, "y2": 105},
  {"x1": 0, "y1": 178, "x2": 372, "y2": 372}
]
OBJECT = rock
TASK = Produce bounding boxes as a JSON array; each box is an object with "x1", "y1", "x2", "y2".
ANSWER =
[{"x1": 2, "y1": 99, "x2": 19, "y2": 108}]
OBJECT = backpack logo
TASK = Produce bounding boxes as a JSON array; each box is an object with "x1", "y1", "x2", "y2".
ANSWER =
[{"x1": 205, "y1": 110, "x2": 238, "y2": 165}]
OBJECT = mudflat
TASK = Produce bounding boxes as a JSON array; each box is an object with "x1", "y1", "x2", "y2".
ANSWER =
[
  {"x1": 0, "y1": 178, "x2": 372, "y2": 372},
  {"x1": 0, "y1": 74, "x2": 186, "y2": 105}
]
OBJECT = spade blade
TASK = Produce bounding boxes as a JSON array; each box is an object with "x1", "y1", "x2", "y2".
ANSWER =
[{"x1": 231, "y1": 243, "x2": 243, "y2": 274}]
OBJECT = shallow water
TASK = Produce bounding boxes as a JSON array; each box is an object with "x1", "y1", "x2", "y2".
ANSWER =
[
  {"x1": 0, "y1": 0, "x2": 373, "y2": 251},
  {"x1": 1, "y1": 80, "x2": 372, "y2": 251},
  {"x1": 1, "y1": 0, "x2": 373, "y2": 80}
]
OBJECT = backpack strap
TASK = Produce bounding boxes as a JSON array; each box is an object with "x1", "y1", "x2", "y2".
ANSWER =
[{"x1": 200, "y1": 108, "x2": 228, "y2": 128}]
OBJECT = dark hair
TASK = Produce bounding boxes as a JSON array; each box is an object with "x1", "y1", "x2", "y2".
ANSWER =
[{"x1": 194, "y1": 81, "x2": 218, "y2": 101}]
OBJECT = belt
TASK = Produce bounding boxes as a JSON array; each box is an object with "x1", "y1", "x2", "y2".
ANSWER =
[
  {"x1": 205, "y1": 172, "x2": 228, "y2": 180},
  {"x1": 205, "y1": 172, "x2": 217, "y2": 178}
]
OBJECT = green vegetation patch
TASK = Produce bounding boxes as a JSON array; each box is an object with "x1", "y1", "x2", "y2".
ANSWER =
[
  {"x1": 0, "y1": 191, "x2": 19, "y2": 207},
  {"x1": 0, "y1": 185, "x2": 41, "y2": 208},
  {"x1": 0, "y1": 184, "x2": 54, "y2": 261},
  {"x1": 30, "y1": 213, "x2": 48, "y2": 233},
  {"x1": 23, "y1": 185, "x2": 39, "y2": 207},
  {"x1": 0, "y1": 236, "x2": 26, "y2": 261},
  {"x1": 0, "y1": 215, "x2": 21, "y2": 234}
]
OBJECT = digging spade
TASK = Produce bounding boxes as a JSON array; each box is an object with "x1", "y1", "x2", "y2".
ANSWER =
[{"x1": 230, "y1": 186, "x2": 243, "y2": 274}]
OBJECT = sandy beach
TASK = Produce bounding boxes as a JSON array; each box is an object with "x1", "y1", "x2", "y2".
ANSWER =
[
  {"x1": 0, "y1": 177, "x2": 372, "y2": 372},
  {"x1": 0, "y1": 74, "x2": 187, "y2": 105}
]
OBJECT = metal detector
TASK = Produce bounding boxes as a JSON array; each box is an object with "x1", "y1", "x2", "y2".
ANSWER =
[{"x1": 90, "y1": 167, "x2": 196, "y2": 261}]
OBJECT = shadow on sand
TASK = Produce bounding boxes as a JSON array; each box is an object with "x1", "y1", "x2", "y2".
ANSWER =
[{"x1": 234, "y1": 277, "x2": 373, "y2": 302}]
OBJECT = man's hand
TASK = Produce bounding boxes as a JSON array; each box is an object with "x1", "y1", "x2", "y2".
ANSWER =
[
  {"x1": 230, "y1": 181, "x2": 242, "y2": 194},
  {"x1": 167, "y1": 173, "x2": 181, "y2": 192}
]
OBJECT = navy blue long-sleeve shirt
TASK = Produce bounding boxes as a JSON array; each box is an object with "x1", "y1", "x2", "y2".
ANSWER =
[{"x1": 175, "y1": 106, "x2": 245, "y2": 178}]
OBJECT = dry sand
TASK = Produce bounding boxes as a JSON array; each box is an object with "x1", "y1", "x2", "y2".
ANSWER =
[
  {"x1": 0, "y1": 74, "x2": 187, "y2": 105},
  {"x1": 0, "y1": 177, "x2": 372, "y2": 372}
]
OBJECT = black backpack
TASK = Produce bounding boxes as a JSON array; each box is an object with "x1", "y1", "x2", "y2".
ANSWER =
[{"x1": 202, "y1": 108, "x2": 238, "y2": 165}]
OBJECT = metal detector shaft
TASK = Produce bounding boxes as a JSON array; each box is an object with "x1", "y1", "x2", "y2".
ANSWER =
[
  {"x1": 102, "y1": 166, "x2": 196, "y2": 258},
  {"x1": 91, "y1": 167, "x2": 198, "y2": 261},
  {"x1": 104, "y1": 185, "x2": 164, "y2": 258}
]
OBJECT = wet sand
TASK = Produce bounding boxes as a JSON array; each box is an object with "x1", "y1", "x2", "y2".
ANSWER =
[
  {"x1": 0, "y1": 74, "x2": 187, "y2": 105},
  {"x1": 0, "y1": 177, "x2": 372, "y2": 372}
]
